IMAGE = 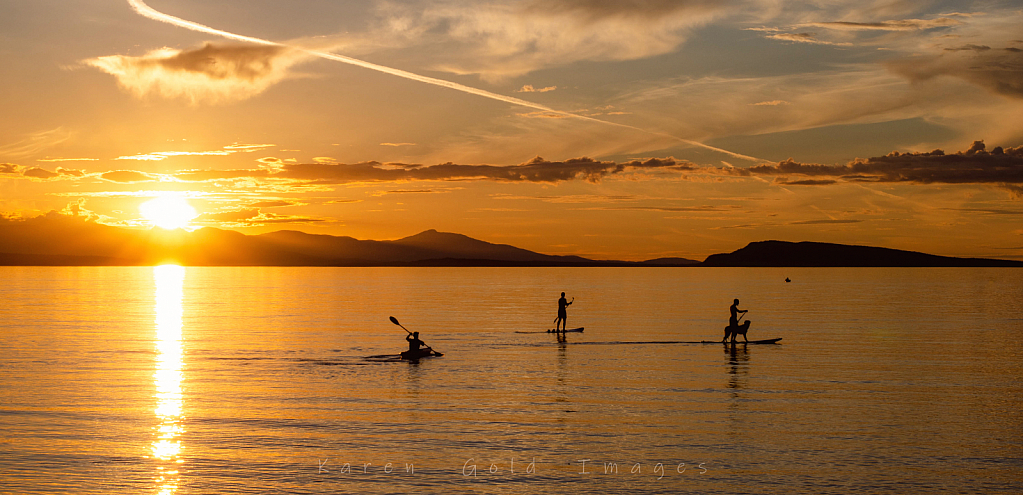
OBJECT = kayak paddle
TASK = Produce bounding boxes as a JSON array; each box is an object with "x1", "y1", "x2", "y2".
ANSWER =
[
  {"x1": 390, "y1": 315, "x2": 411, "y2": 334},
  {"x1": 390, "y1": 316, "x2": 443, "y2": 357}
]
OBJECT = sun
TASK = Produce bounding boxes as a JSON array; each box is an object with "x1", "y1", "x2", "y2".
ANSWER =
[{"x1": 139, "y1": 196, "x2": 198, "y2": 230}]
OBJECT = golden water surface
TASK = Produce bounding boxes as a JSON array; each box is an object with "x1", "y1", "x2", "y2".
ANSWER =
[{"x1": 1, "y1": 266, "x2": 1021, "y2": 493}]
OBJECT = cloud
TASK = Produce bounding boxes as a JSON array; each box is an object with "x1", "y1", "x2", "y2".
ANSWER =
[
  {"x1": 196, "y1": 208, "x2": 261, "y2": 223},
  {"x1": 116, "y1": 143, "x2": 275, "y2": 161},
  {"x1": 515, "y1": 111, "x2": 570, "y2": 119},
  {"x1": 56, "y1": 168, "x2": 85, "y2": 177},
  {"x1": 285, "y1": 156, "x2": 693, "y2": 183},
  {"x1": 88, "y1": 142, "x2": 1022, "y2": 199},
  {"x1": 944, "y1": 44, "x2": 991, "y2": 52},
  {"x1": 223, "y1": 143, "x2": 275, "y2": 151},
  {"x1": 195, "y1": 208, "x2": 322, "y2": 225},
  {"x1": 256, "y1": 157, "x2": 288, "y2": 171},
  {"x1": 22, "y1": 168, "x2": 59, "y2": 179},
  {"x1": 48, "y1": 190, "x2": 209, "y2": 199},
  {"x1": 774, "y1": 178, "x2": 838, "y2": 185},
  {"x1": 888, "y1": 48, "x2": 1023, "y2": 98},
  {"x1": 37, "y1": 158, "x2": 99, "y2": 162},
  {"x1": 116, "y1": 1, "x2": 757, "y2": 162},
  {"x1": 0, "y1": 127, "x2": 72, "y2": 159},
  {"x1": 246, "y1": 213, "x2": 324, "y2": 224},
  {"x1": 947, "y1": 207, "x2": 1023, "y2": 216},
  {"x1": 596, "y1": 205, "x2": 734, "y2": 212},
  {"x1": 382, "y1": 0, "x2": 729, "y2": 80},
  {"x1": 525, "y1": 0, "x2": 723, "y2": 19},
  {"x1": 765, "y1": 32, "x2": 853, "y2": 46},
  {"x1": 169, "y1": 169, "x2": 273, "y2": 182},
  {"x1": 492, "y1": 193, "x2": 638, "y2": 203},
  {"x1": 85, "y1": 43, "x2": 309, "y2": 104},
  {"x1": 101, "y1": 170, "x2": 158, "y2": 183},
  {"x1": 61, "y1": 199, "x2": 98, "y2": 220},
  {"x1": 751, "y1": 100, "x2": 788, "y2": 106},
  {"x1": 7, "y1": 166, "x2": 85, "y2": 180},
  {"x1": 516, "y1": 84, "x2": 557, "y2": 93},
  {"x1": 116, "y1": 151, "x2": 233, "y2": 161},
  {"x1": 248, "y1": 200, "x2": 299, "y2": 207},
  {"x1": 788, "y1": 219, "x2": 862, "y2": 224},
  {"x1": 380, "y1": 143, "x2": 417, "y2": 147},
  {"x1": 737, "y1": 141, "x2": 1023, "y2": 194},
  {"x1": 807, "y1": 18, "x2": 961, "y2": 31},
  {"x1": 168, "y1": 156, "x2": 693, "y2": 185}
]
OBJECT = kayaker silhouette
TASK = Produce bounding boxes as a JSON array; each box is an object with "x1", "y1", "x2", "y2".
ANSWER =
[
  {"x1": 406, "y1": 331, "x2": 425, "y2": 353},
  {"x1": 554, "y1": 292, "x2": 574, "y2": 332},
  {"x1": 723, "y1": 298, "x2": 750, "y2": 343}
]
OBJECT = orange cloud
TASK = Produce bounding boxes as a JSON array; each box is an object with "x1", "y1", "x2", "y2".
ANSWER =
[
  {"x1": 23, "y1": 168, "x2": 59, "y2": 179},
  {"x1": 86, "y1": 43, "x2": 309, "y2": 104},
  {"x1": 888, "y1": 48, "x2": 1023, "y2": 98},
  {"x1": 101, "y1": 170, "x2": 158, "y2": 183},
  {"x1": 516, "y1": 85, "x2": 557, "y2": 93},
  {"x1": 0, "y1": 128, "x2": 72, "y2": 159},
  {"x1": 765, "y1": 32, "x2": 853, "y2": 46},
  {"x1": 807, "y1": 18, "x2": 961, "y2": 31}
]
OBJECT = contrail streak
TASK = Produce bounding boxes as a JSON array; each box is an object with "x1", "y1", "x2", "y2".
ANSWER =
[{"x1": 127, "y1": 0, "x2": 763, "y2": 162}]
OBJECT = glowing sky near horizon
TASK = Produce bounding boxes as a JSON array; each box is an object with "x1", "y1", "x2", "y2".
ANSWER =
[{"x1": 2, "y1": 0, "x2": 1023, "y2": 260}]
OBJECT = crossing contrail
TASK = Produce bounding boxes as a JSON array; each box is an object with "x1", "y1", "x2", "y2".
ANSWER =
[{"x1": 127, "y1": 0, "x2": 763, "y2": 162}]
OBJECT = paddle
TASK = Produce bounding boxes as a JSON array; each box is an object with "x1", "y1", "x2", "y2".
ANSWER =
[
  {"x1": 390, "y1": 315, "x2": 411, "y2": 335},
  {"x1": 389, "y1": 316, "x2": 443, "y2": 357}
]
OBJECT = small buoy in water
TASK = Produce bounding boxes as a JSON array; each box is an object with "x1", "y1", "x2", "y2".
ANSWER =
[{"x1": 785, "y1": 277, "x2": 791, "y2": 283}]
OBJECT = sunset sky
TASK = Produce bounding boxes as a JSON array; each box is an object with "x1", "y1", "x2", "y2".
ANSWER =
[{"x1": 2, "y1": 0, "x2": 1022, "y2": 261}]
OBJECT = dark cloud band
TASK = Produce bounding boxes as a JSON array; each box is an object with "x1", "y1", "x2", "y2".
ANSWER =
[
  {"x1": 173, "y1": 156, "x2": 693, "y2": 184},
  {"x1": 742, "y1": 141, "x2": 1023, "y2": 185}
]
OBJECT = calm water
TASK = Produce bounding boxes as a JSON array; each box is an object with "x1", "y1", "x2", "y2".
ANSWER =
[{"x1": 1, "y1": 266, "x2": 1021, "y2": 494}]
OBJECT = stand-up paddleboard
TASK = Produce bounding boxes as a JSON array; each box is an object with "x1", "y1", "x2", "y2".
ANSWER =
[
  {"x1": 700, "y1": 338, "x2": 782, "y2": 344},
  {"x1": 515, "y1": 327, "x2": 584, "y2": 334}
]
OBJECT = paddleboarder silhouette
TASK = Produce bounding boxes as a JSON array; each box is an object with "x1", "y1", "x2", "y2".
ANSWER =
[
  {"x1": 554, "y1": 292, "x2": 573, "y2": 332},
  {"x1": 723, "y1": 298, "x2": 750, "y2": 343}
]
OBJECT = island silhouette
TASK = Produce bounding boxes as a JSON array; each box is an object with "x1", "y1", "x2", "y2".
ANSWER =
[{"x1": 1, "y1": 214, "x2": 1020, "y2": 267}]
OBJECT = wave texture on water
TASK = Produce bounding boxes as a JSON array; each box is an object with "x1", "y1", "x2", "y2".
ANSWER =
[{"x1": 1, "y1": 266, "x2": 1021, "y2": 493}]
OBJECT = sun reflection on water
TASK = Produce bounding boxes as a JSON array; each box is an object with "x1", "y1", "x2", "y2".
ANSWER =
[{"x1": 152, "y1": 264, "x2": 185, "y2": 494}]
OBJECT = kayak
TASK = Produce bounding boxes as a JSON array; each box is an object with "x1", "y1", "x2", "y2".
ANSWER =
[
  {"x1": 700, "y1": 338, "x2": 782, "y2": 345},
  {"x1": 400, "y1": 348, "x2": 443, "y2": 360},
  {"x1": 515, "y1": 327, "x2": 585, "y2": 334}
]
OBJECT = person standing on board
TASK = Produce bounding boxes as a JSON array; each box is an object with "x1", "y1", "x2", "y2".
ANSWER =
[
  {"x1": 554, "y1": 292, "x2": 573, "y2": 332},
  {"x1": 723, "y1": 298, "x2": 748, "y2": 342}
]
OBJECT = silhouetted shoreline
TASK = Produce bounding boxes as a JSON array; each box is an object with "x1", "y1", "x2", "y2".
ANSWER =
[{"x1": 2, "y1": 216, "x2": 1021, "y2": 267}]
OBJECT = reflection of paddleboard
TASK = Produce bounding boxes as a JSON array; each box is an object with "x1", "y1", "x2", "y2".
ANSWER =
[
  {"x1": 515, "y1": 327, "x2": 585, "y2": 334},
  {"x1": 548, "y1": 327, "x2": 584, "y2": 334},
  {"x1": 700, "y1": 338, "x2": 782, "y2": 344}
]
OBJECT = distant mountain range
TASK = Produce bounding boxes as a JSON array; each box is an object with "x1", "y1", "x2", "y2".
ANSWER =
[
  {"x1": 0, "y1": 216, "x2": 1020, "y2": 267},
  {"x1": 702, "y1": 240, "x2": 1022, "y2": 267}
]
